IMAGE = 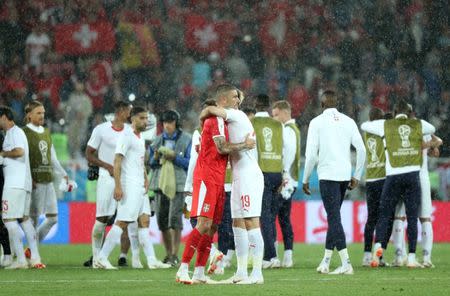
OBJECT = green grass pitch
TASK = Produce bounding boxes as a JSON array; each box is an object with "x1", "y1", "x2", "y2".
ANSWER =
[{"x1": 1, "y1": 243, "x2": 449, "y2": 296}]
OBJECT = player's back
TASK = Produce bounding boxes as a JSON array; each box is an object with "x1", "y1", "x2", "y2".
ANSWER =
[
  {"x1": 225, "y1": 108, "x2": 261, "y2": 176},
  {"x1": 195, "y1": 116, "x2": 229, "y2": 185}
]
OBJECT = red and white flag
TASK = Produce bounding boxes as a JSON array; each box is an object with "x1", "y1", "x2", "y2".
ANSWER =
[
  {"x1": 259, "y1": 2, "x2": 300, "y2": 56},
  {"x1": 184, "y1": 14, "x2": 236, "y2": 58},
  {"x1": 54, "y1": 23, "x2": 116, "y2": 55}
]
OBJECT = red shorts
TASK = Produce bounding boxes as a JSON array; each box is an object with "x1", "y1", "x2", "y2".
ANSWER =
[{"x1": 191, "y1": 179, "x2": 225, "y2": 225}]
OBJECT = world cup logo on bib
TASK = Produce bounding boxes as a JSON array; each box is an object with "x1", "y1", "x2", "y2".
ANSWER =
[
  {"x1": 366, "y1": 137, "x2": 379, "y2": 162},
  {"x1": 262, "y1": 127, "x2": 273, "y2": 152},
  {"x1": 38, "y1": 140, "x2": 49, "y2": 165},
  {"x1": 398, "y1": 125, "x2": 411, "y2": 148}
]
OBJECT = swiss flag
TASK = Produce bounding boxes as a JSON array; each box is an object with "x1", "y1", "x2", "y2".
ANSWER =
[
  {"x1": 259, "y1": 2, "x2": 300, "y2": 56},
  {"x1": 184, "y1": 14, "x2": 236, "y2": 58},
  {"x1": 54, "y1": 23, "x2": 116, "y2": 56}
]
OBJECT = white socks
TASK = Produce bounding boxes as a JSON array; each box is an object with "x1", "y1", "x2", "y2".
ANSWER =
[
  {"x1": 284, "y1": 250, "x2": 293, "y2": 262},
  {"x1": 421, "y1": 221, "x2": 433, "y2": 261},
  {"x1": 128, "y1": 222, "x2": 140, "y2": 259},
  {"x1": 98, "y1": 225, "x2": 122, "y2": 259},
  {"x1": 138, "y1": 228, "x2": 156, "y2": 262},
  {"x1": 20, "y1": 219, "x2": 41, "y2": 261},
  {"x1": 248, "y1": 228, "x2": 264, "y2": 278},
  {"x1": 338, "y1": 248, "x2": 350, "y2": 267},
  {"x1": 4, "y1": 221, "x2": 26, "y2": 263},
  {"x1": 91, "y1": 220, "x2": 106, "y2": 259},
  {"x1": 322, "y1": 249, "x2": 333, "y2": 266},
  {"x1": 393, "y1": 219, "x2": 404, "y2": 258},
  {"x1": 233, "y1": 227, "x2": 249, "y2": 278},
  {"x1": 37, "y1": 216, "x2": 57, "y2": 241},
  {"x1": 193, "y1": 266, "x2": 205, "y2": 279}
]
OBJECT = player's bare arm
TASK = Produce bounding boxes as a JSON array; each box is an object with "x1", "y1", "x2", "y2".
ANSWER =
[
  {"x1": 86, "y1": 146, "x2": 114, "y2": 176},
  {"x1": 113, "y1": 153, "x2": 124, "y2": 201},
  {"x1": 213, "y1": 133, "x2": 256, "y2": 155},
  {"x1": 199, "y1": 106, "x2": 227, "y2": 122},
  {"x1": 144, "y1": 166, "x2": 149, "y2": 192},
  {"x1": 0, "y1": 147, "x2": 24, "y2": 158}
]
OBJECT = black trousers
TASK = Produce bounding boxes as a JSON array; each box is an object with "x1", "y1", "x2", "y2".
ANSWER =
[
  {"x1": 0, "y1": 175, "x2": 10, "y2": 255},
  {"x1": 261, "y1": 172, "x2": 282, "y2": 260},
  {"x1": 364, "y1": 179, "x2": 394, "y2": 252},
  {"x1": 375, "y1": 171, "x2": 421, "y2": 253},
  {"x1": 218, "y1": 191, "x2": 235, "y2": 253},
  {"x1": 319, "y1": 180, "x2": 349, "y2": 251},
  {"x1": 275, "y1": 191, "x2": 294, "y2": 251}
]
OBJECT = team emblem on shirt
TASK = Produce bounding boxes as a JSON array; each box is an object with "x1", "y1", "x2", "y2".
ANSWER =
[{"x1": 203, "y1": 203, "x2": 210, "y2": 213}]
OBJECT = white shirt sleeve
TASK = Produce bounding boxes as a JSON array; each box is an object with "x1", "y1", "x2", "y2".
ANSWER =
[
  {"x1": 184, "y1": 130, "x2": 200, "y2": 192},
  {"x1": 12, "y1": 128, "x2": 27, "y2": 150},
  {"x1": 360, "y1": 119, "x2": 385, "y2": 137},
  {"x1": 283, "y1": 126, "x2": 297, "y2": 175},
  {"x1": 350, "y1": 121, "x2": 366, "y2": 180},
  {"x1": 420, "y1": 119, "x2": 435, "y2": 135},
  {"x1": 87, "y1": 126, "x2": 101, "y2": 150},
  {"x1": 115, "y1": 133, "x2": 130, "y2": 156},
  {"x1": 224, "y1": 109, "x2": 241, "y2": 123},
  {"x1": 51, "y1": 144, "x2": 67, "y2": 177},
  {"x1": 302, "y1": 120, "x2": 319, "y2": 184}
]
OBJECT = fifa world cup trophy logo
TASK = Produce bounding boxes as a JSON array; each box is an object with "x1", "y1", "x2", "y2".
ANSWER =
[
  {"x1": 366, "y1": 137, "x2": 379, "y2": 162},
  {"x1": 398, "y1": 125, "x2": 411, "y2": 148},
  {"x1": 38, "y1": 140, "x2": 49, "y2": 165},
  {"x1": 262, "y1": 127, "x2": 273, "y2": 152}
]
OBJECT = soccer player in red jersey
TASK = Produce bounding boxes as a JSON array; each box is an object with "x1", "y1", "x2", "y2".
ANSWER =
[{"x1": 176, "y1": 85, "x2": 255, "y2": 284}]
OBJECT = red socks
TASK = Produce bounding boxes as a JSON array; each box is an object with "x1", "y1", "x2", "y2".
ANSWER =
[
  {"x1": 195, "y1": 234, "x2": 213, "y2": 267},
  {"x1": 181, "y1": 228, "x2": 202, "y2": 264}
]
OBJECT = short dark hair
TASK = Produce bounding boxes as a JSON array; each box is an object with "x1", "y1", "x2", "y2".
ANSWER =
[
  {"x1": 130, "y1": 106, "x2": 147, "y2": 117},
  {"x1": 394, "y1": 99, "x2": 411, "y2": 116},
  {"x1": 202, "y1": 99, "x2": 217, "y2": 108},
  {"x1": 369, "y1": 107, "x2": 384, "y2": 121},
  {"x1": 0, "y1": 106, "x2": 15, "y2": 121},
  {"x1": 114, "y1": 100, "x2": 132, "y2": 112},
  {"x1": 212, "y1": 84, "x2": 236, "y2": 101},
  {"x1": 241, "y1": 106, "x2": 256, "y2": 115},
  {"x1": 255, "y1": 94, "x2": 270, "y2": 110}
]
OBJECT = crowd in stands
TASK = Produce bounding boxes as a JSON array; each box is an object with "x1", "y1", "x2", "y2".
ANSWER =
[{"x1": 0, "y1": 0, "x2": 449, "y2": 157}]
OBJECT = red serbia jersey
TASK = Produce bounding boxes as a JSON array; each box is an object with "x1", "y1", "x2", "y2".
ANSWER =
[{"x1": 194, "y1": 116, "x2": 229, "y2": 185}]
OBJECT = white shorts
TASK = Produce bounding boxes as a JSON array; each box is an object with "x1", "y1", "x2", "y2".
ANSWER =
[
  {"x1": 419, "y1": 170, "x2": 432, "y2": 218},
  {"x1": 395, "y1": 171, "x2": 432, "y2": 218},
  {"x1": 230, "y1": 173, "x2": 264, "y2": 219},
  {"x1": 116, "y1": 184, "x2": 150, "y2": 222},
  {"x1": 30, "y1": 183, "x2": 58, "y2": 217},
  {"x1": 2, "y1": 188, "x2": 31, "y2": 219},
  {"x1": 96, "y1": 174, "x2": 117, "y2": 217}
]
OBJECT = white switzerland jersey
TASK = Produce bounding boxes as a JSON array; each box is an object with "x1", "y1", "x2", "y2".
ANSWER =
[
  {"x1": 225, "y1": 108, "x2": 261, "y2": 177},
  {"x1": 421, "y1": 134, "x2": 431, "y2": 173},
  {"x1": 87, "y1": 122, "x2": 131, "y2": 176},
  {"x1": 2, "y1": 125, "x2": 32, "y2": 191},
  {"x1": 115, "y1": 128, "x2": 146, "y2": 187}
]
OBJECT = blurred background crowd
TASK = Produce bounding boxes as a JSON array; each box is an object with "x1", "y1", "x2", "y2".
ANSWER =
[{"x1": 0, "y1": 0, "x2": 448, "y2": 162}]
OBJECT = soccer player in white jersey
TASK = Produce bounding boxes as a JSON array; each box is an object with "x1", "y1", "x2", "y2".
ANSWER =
[
  {"x1": 23, "y1": 101, "x2": 68, "y2": 244},
  {"x1": 0, "y1": 106, "x2": 44, "y2": 269},
  {"x1": 200, "y1": 85, "x2": 265, "y2": 284},
  {"x1": 95, "y1": 106, "x2": 170, "y2": 270},
  {"x1": 86, "y1": 101, "x2": 142, "y2": 268}
]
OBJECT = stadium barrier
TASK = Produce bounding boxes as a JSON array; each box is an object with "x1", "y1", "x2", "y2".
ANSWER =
[{"x1": 40, "y1": 201, "x2": 450, "y2": 244}]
